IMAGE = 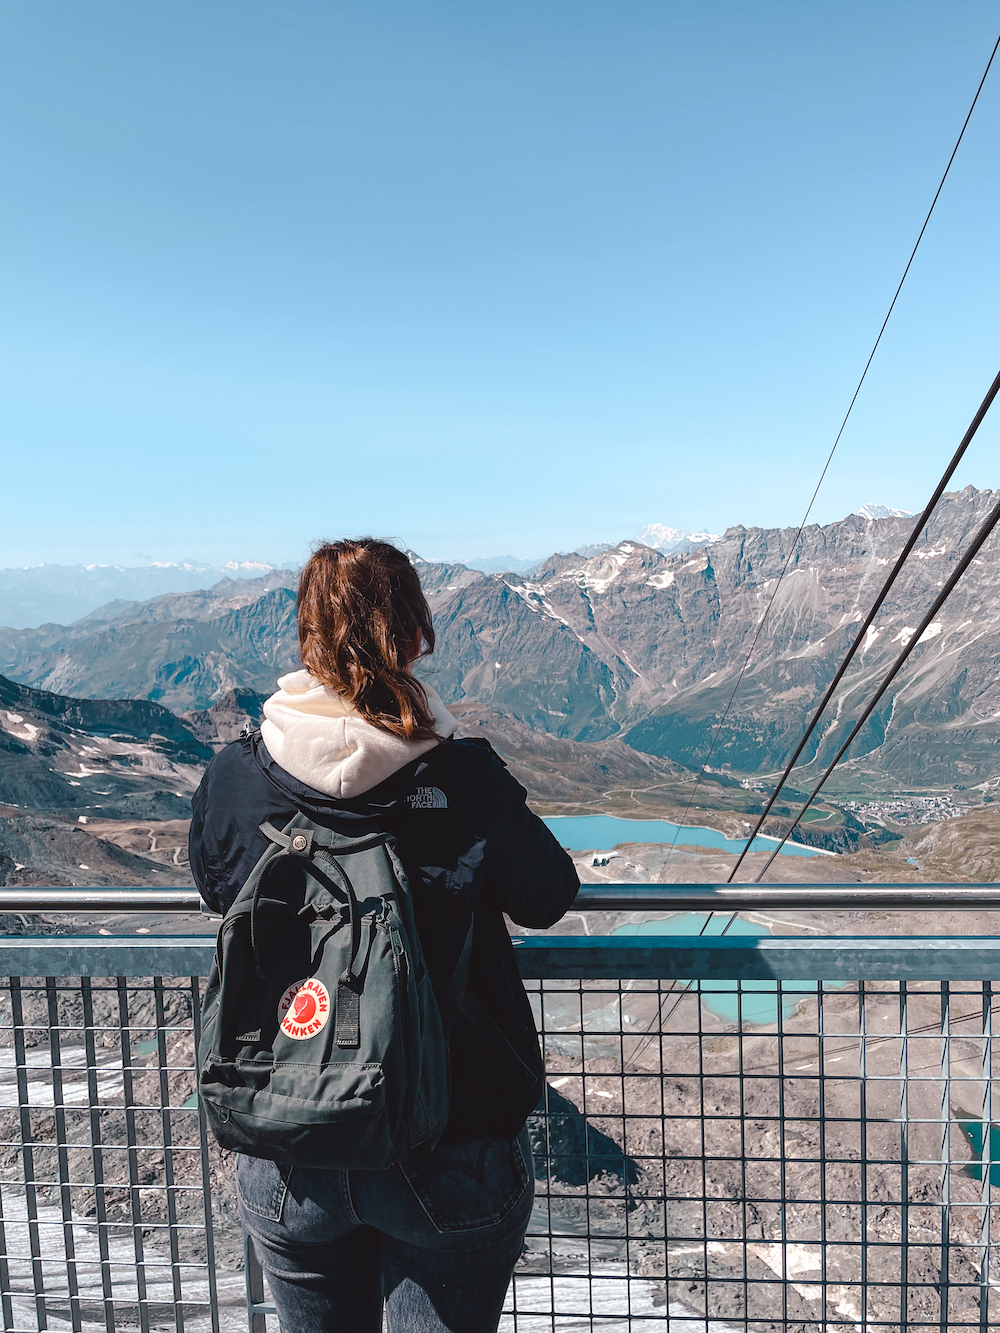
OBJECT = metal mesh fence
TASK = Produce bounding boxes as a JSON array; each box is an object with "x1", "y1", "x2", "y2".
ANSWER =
[
  {"x1": 0, "y1": 974, "x2": 242, "y2": 1333},
  {"x1": 512, "y1": 975, "x2": 1000, "y2": 1332},
  {"x1": 0, "y1": 960, "x2": 996, "y2": 1331}
]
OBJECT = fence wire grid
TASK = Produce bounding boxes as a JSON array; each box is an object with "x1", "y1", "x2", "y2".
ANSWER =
[
  {"x1": 519, "y1": 974, "x2": 999, "y2": 1333},
  {"x1": 0, "y1": 974, "x2": 231, "y2": 1333},
  {"x1": 0, "y1": 964, "x2": 997, "y2": 1332}
]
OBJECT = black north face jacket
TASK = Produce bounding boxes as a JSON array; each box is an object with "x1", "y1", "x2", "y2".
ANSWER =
[{"x1": 189, "y1": 732, "x2": 580, "y2": 1143}]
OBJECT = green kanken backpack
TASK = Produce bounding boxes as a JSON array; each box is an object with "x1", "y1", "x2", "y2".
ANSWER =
[{"x1": 198, "y1": 812, "x2": 452, "y2": 1169}]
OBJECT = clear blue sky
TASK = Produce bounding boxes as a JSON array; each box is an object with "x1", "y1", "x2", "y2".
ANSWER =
[{"x1": 2, "y1": 1, "x2": 999, "y2": 568}]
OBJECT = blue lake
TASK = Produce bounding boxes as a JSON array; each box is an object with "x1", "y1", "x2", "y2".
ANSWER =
[
  {"x1": 613, "y1": 913, "x2": 842, "y2": 1024},
  {"x1": 958, "y1": 1119, "x2": 1000, "y2": 1186},
  {"x1": 543, "y1": 814, "x2": 824, "y2": 858}
]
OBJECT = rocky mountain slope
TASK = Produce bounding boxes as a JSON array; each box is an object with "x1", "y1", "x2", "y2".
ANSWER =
[
  {"x1": 424, "y1": 486, "x2": 1000, "y2": 786},
  {"x1": 3, "y1": 487, "x2": 1000, "y2": 787},
  {"x1": 446, "y1": 702, "x2": 707, "y2": 815},
  {"x1": 0, "y1": 673, "x2": 210, "y2": 819},
  {"x1": 0, "y1": 572, "x2": 299, "y2": 712},
  {"x1": 0, "y1": 810, "x2": 188, "y2": 889},
  {"x1": 620, "y1": 485, "x2": 1000, "y2": 785},
  {"x1": 897, "y1": 801, "x2": 1000, "y2": 882},
  {"x1": 181, "y1": 688, "x2": 269, "y2": 749}
]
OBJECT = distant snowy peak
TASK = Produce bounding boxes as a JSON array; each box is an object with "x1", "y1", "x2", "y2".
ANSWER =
[
  {"x1": 145, "y1": 561, "x2": 215, "y2": 572},
  {"x1": 220, "y1": 560, "x2": 283, "y2": 574},
  {"x1": 633, "y1": 523, "x2": 720, "y2": 555},
  {"x1": 856, "y1": 504, "x2": 913, "y2": 521}
]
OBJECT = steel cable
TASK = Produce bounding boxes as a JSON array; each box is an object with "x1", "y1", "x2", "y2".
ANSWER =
[
  {"x1": 661, "y1": 25, "x2": 1000, "y2": 869},
  {"x1": 627, "y1": 30, "x2": 1000, "y2": 1053},
  {"x1": 727, "y1": 364, "x2": 1000, "y2": 882},
  {"x1": 655, "y1": 365, "x2": 1000, "y2": 1027},
  {"x1": 753, "y1": 463, "x2": 1000, "y2": 881}
]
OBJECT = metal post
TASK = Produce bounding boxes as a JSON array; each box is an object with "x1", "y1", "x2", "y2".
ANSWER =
[{"x1": 244, "y1": 1234, "x2": 269, "y2": 1333}]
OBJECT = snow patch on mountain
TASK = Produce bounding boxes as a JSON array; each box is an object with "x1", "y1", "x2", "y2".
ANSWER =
[
  {"x1": 856, "y1": 504, "x2": 913, "y2": 521},
  {"x1": 633, "y1": 524, "x2": 720, "y2": 555},
  {"x1": 862, "y1": 626, "x2": 881, "y2": 654},
  {"x1": 891, "y1": 622, "x2": 944, "y2": 649},
  {"x1": 560, "y1": 545, "x2": 636, "y2": 595}
]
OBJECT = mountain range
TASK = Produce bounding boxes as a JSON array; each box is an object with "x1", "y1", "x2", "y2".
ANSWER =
[
  {"x1": 0, "y1": 524, "x2": 722, "y2": 628},
  {"x1": 0, "y1": 668, "x2": 729, "y2": 885},
  {"x1": 1, "y1": 489, "x2": 997, "y2": 790},
  {"x1": 0, "y1": 560, "x2": 295, "y2": 629},
  {"x1": 632, "y1": 523, "x2": 720, "y2": 554},
  {"x1": 0, "y1": 571, "x2": 300, "y2": 711},
  {"x1": 462, "y1": 525, "x2": 720, "y2": 575}
]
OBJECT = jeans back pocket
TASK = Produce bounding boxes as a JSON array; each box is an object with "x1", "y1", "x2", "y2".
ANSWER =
[
  {"x1": 401, "y1": 1132, "x2": 531, "y2": 1233},
  {"x1": 236, "y1": 1154, "x2": 292, "y2": 1223}
]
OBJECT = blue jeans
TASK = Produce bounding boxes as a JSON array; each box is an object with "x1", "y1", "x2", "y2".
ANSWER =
[{"x1": 236, "y1": 1129, "x2": 534, "y2": 1333}]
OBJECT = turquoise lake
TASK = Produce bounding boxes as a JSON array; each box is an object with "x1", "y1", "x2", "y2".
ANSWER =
[
  {"x1": 613, "y1": 913, "x2": 841, "y2": 1024},
  {"x1": 957, "y1": 1119, "x2": 1000, "y2": 1186},
  {"x1": 543, "y1": 814, "x2": 824, "y2": 858}
]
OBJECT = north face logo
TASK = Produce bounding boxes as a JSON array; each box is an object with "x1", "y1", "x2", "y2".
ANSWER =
[{"x1": 406, "y1": 786, "x2": 448, "y2": 810}]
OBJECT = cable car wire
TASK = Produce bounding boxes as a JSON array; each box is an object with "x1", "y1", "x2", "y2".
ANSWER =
[
  {"x1": 752, "y1": 445, "x2": 1000, "y2": 881},
  {"x1": 626, "y1": 30, "x2": 1000, "y2": 1053},
  {"x1": 662, "y1": 26, "x2": 1000, "y2": 866},
  {"x1": 727, "y1": 364, "x2": 1000, "y2": 882}
]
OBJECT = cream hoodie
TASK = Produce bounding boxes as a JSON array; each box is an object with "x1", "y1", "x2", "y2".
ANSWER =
[{"x1": 259, "y1": 669, "x2": 458, "y2": 800}]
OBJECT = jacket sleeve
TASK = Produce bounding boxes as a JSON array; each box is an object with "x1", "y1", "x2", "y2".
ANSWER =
[
  {"x1": 188, "y1": 770, "x2": 227, "y2": 915},
  {"x1": 480, "y1": 756, "x2": 579, "y2": 928}
]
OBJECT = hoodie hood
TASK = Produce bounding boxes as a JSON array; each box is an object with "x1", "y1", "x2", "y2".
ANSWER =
[{"x1": 259, "y1": 669, "x2": 458, "y2": 800}]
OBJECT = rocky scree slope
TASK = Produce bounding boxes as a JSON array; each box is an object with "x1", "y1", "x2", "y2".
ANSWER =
[{"x1": 0, "y1": 811, "x2": 189, "y2": 889}]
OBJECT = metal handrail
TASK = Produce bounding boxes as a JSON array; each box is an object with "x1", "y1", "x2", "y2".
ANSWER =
[
  {"x1": 0, "y1": 886, "x2": 208, "y2": 912},
  {"x1": 4, "y1": 882, "x2": 1000, "y2": 912},
  {"x1": 572, "y1": 882, "x2": 1000, "y2": 910},
  {"x1": 2, "y1": 932, "x2": 999, "y2": 980}
]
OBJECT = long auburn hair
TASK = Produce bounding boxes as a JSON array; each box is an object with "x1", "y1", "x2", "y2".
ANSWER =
[{"x1": 297, "y1": 538, "x2": 438, "y2": 741}]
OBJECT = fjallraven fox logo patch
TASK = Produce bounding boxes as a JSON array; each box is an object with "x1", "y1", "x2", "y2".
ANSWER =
[
  {"x1": 278, "y1": 978, "x2": 331, "y2": 1040},
  {"x1": 406, "y1": 786, "x2": 448, "y2": 810}
]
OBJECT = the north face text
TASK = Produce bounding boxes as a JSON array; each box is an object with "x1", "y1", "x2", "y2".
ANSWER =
[{"x1": 406, "y1": 786, "x2": 448, "y2": 809}]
